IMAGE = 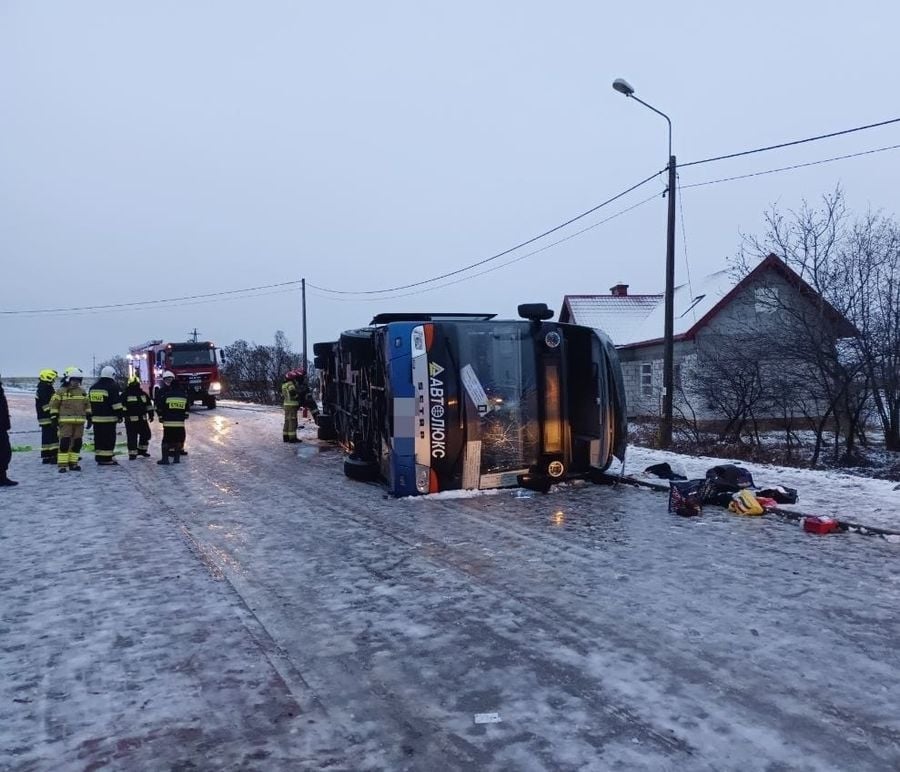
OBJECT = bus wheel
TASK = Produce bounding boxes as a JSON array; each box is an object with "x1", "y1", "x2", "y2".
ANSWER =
[{"x1": 344, "y1": 457, "x2": 378, "y2": 482}]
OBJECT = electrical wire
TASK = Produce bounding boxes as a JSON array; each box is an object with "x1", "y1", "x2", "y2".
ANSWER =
[
  {"x1": 680, "y1": 117, "x2": 900, "y2": 169},
  {"x1": 306, "y1": 169, "x2": 663, "y2": 296},
  {"x1": 679, "y1": 142, "x2": 900, "y2": 189},
  {"x1": 306, "y1": 191, "x2": 663, "y2": 303},
  {"x1": 5, "y1": 286, "x2": 303, "y2": 318},
  {"x1": 676, "y1": 173, "x2": 695, "y2": 321},
  {"x1": 0, "y1": 279, "x2": 303, "y2": 316}
]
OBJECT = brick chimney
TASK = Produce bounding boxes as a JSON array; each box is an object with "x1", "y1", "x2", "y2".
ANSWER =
[{"x1": 610, "y1": 283, "x2": 629, "y2": 297}]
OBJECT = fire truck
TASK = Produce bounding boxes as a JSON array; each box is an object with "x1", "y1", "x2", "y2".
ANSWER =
[{"x1": 128, "y1": 338, "x2": 225, "y2": 409}]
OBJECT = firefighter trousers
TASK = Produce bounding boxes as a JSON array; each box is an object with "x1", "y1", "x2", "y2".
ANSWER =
[
  {"x1": 125, "y1": 418, "x2": 151, "y2": 457},
  {"x1": 39, "y1": 420, "x2": 58, "y2": 460},
  {"x1": 283, "y1": 405, "x2": 298, "y2": 440},
  {"x1": 162, "y1": 426, "x2": 186, "y2": 458},
  {"x1": 93, "y1": 421, "x2": 118, "y2": 461},
  {"x1": 57, "y1": 423, "x2": 85, "y2": 467}
]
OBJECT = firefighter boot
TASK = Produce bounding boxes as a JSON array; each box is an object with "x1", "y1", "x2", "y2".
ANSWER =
[
  {"x1": 157, "y1": 444, "x2": 170, "y2": 465},
  {"x1": 173, "y1": 446, "x2": 181, "y2": 464}
]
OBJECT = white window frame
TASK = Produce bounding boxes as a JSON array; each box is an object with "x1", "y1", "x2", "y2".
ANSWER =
[{"x1": 640, "y1": 362, "x2": 653, "y2": 398}]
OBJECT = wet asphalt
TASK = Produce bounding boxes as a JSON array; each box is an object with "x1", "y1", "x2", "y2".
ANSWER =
[{"x1": 2, "y1": 394, "x2": 899, "y2": 771}]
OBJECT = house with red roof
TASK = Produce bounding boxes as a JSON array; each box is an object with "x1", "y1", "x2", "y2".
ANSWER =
[{"x1": 559, "y1": 254, "x2": 856, "y2": 420}]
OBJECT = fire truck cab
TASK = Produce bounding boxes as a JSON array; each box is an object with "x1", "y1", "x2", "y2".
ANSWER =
[{"x1": 128, "y1": 339, "x2": 225, "y2": 409}]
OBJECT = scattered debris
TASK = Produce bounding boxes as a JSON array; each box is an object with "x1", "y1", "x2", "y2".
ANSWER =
[
  {"x1": 645, "y1": 462, "x2": 686, "y2": 480},
  {"x1": 473, "y1": 712, "x2": 502, "y2": 724},
  {"x1": 802, "y1": 516, "x2": 841, "y2": 535}
]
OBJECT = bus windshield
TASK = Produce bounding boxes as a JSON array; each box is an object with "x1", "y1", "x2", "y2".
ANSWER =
[
  {"x1": 169, "y1": 348, "x2": 215, "y2": 367},
  {"x1": 455, "y1": 323, "x2": 540, "y2": 473}
]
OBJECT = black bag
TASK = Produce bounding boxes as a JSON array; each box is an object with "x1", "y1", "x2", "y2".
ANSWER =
[
  {"x1": 755, "y1": 485, "x2": 798, "y2": 505},
  {"x1": 705, "y1": 464, "x2": 754, "y2": 492},
  {"x1": 668, "y1": 480, "x2": 704, "y2": 517}
]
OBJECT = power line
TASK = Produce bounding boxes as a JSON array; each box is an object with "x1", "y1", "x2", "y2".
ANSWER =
[
  {"x1": 0, "y1": 279, "x2": 303, "y2": 316},
  {"x1": 307, "y1": 169, "x2": 663, "y2": 296},
  {"x1": 680, "y1": 117, "x2": 900, "y2": 169},
  {"x1": 680, "y1": 142, "x2": 900, "y2": 189},
  {"x1": 307, "y1": 191, "x2": 663, "y2": 303}
]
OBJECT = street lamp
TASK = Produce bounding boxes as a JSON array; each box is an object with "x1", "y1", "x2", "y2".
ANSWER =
[{"x1": 612, "y1": 77, "x2": 676, "y2": 448}]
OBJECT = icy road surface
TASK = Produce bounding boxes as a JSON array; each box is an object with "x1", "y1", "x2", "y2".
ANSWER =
[{"x1": 2, "y1": 394, "x2": 900, "y2": 771}]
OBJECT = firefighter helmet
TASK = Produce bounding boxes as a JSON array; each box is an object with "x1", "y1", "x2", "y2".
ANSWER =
[
  {"x1": 100, "y1": 365, "x2": 116, "y2": 379},
  {"x1": 39, "y1": 369, "x2": 58, "y2": 382},
  {"x1": 162, "y1": 370, "x2": 175, "y2": 381},
  {"x1": 128, "y1": 374, "x2": 140, "y2": 385},
  {"x1": 64, "y1": 366, "x2": 84, "y2": 381}
]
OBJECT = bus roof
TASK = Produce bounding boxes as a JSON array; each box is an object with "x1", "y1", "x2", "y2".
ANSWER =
[{"x1": 369, "y1": 312, "x2": 496, "y2": 324}]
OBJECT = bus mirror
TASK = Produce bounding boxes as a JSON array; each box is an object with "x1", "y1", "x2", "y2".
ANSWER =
[
  {"x1": 518, "y1": 303, "x2": 554, "y2": 321},
  {"x1": 219, "y1": 349, "x2": 226, "y2": 363}
]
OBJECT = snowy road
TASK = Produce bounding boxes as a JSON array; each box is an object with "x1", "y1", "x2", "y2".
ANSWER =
[{"x1": 2, "y1": 394, "x2": 900, "y2": 771}]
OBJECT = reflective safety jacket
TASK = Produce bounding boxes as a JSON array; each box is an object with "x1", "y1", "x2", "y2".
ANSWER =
[
  {"x1": 155, "y1": 384, "x2": 190, "y2": 427},
  {"x1": 123, "y1": 382, "x2": 154, "y2": 422},
  {"x1": 49, "y1": 384, "x2": 91, "y2": 425},
  {"x1": 88, "y1": 377, "x2": 126, "y2": 424},
  {"x1": 281, "y1": 380, "x2": 299, "y2": 407},
  {"x1": 36, "y1": 381, "x2": 55, "y2": 426}
]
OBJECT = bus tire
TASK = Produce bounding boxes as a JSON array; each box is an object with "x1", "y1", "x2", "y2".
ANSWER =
[{"x1": 344, "y1": 457, "x2": 378, "y2": 482}]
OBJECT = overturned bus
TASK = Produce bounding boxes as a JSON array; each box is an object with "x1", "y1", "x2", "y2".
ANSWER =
[{"x1": 313, "y1": 303, "x2": 627, "y2": 496}]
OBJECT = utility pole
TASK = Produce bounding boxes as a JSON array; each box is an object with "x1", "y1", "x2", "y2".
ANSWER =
[
  {"x1": 188, "y1": 328, "x2": 200, "y2": 343},
  {"x1": 612, "y1": 77, "x2": 676, "y2": 448},
  {"x1": 301, "y1": 278, "x2": 308, "y2": 372},
  {"x1": 661, "y1": 155, "x2": 676, "y2": 448}
]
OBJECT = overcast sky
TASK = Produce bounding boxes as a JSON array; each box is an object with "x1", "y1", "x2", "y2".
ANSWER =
[{"x1": 2, "y1": 1, "x2": 898, "y2": 377}]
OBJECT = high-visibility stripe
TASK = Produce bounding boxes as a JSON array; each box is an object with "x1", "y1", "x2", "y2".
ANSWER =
[
  {"x1": 38, "y1": 419, "x2": 52, "y2": 426},
  {"x1": 162, "y1": 421, "x2": 185, "y2": 427},
  {"x1": 92, "y1": 417, "x2": 118, "y2": 423},
  {"x1": 95, "y1": 450, "x2": 115, "y2": 458},
  {"x1": 59, "y1": 418, "x2": 87, "y2": 424},
  {"x1": 112, "y1": 403, "x2": 124, "y2": 410}
]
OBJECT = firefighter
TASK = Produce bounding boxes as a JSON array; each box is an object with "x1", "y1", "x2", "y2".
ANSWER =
[
  {"x1": 50, "y1": 366, "x2": 91, "y2": 473},
  {"x1": 293, "y1": 369, "x2": 320, "y2": 426},
  {"x1": 281, "y1": 370, "x2": 301, "y2": 442},
  {"x1": 89, "y1": 365, "x2": 126, "y2": 465},
  {"x1": 154, "y1": 370, "x2": 188, "y2": 465},
  {"x1": 0, "y1": 370, "x2": 17, "y2": 486},
  {"x1": 123, "y1": 374, "x2": 154, "y2": 459},
  {"x1": 36, "y1": 368, "x2": 59, "y2": 464}
]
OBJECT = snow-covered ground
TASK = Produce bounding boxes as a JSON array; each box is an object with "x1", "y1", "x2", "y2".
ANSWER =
[
  {"x1": 618, "y1": 446, "x2": 900, "y2": 534},
  {"x1": 2, "y1": 393, "x2": 900, "y2": 770}
]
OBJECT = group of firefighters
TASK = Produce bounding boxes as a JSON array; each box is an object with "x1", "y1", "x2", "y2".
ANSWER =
[
  {"x1": 0, "y1": 366, "x2": 319, "y2": 487},
  {"x1": 33, "y1": 366, "x2": 190, "y2": 473}
]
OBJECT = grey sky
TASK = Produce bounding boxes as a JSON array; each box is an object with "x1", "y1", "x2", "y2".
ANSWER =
[{"x1": 2, "y1": 1, "x2": 898, "y2": 376}]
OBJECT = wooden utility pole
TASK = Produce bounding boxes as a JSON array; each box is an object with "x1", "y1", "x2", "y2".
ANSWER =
[{"x1": 301, "y1": 278, "x2": 308, "y2": 371}]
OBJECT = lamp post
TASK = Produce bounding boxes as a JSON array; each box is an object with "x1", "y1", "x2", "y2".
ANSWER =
[{"x1": 612, "y1": 77, "x2": 676, "y2": 448}]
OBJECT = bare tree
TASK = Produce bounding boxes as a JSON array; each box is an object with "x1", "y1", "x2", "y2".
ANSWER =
[
  {"x1": 221, "y1": 331, "x2": 303, "y2": 404},
  {"x1": 96, "y1": 355, "x2": 129, "y2": 384},
  {"x1": 736, "y1": 186, "x2": 868, "y2": 464}
]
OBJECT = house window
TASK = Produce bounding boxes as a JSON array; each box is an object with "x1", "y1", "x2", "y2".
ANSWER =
[
  {"x1": 641, "y1": 363, "x2": 653, "y2": 397},
  {"x1": 755, "y1": 287, "x2": 779, "y2": 313}
]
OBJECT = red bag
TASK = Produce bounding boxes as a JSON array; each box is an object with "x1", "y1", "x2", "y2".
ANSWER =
[
  {"x1": 803, "y1": 516, "x2": 840, "y2": 535},
  {"x1": 756, "y1": 496, "x2": 778, "y2": 510}
]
